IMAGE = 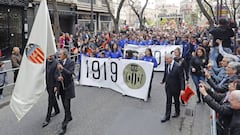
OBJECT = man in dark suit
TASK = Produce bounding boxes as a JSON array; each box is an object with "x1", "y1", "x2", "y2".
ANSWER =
[
  {"x1": 57, "y1": 49, "x2": 75, "y2": 135},
  {"x1": 161, "y1": 53, "x2": 185, "y2": 123},
  {"x1": 42, "y1": 55, "x2": 60, "y2": 128}
]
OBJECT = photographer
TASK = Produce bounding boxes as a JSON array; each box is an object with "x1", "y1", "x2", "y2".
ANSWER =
[{"x1": 209, "y1": 18, "x2": 234, "y2": 68}]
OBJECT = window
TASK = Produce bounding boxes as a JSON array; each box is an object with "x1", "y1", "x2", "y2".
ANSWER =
[
  {"x1": 100, "y1": 15, "x2": 111, "y2": 21},
  {"x1": 78, "y1": 0, "x2": 96, "y2": 4}
]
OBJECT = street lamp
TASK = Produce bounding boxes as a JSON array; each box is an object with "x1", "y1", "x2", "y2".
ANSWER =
[{"x1": 90, "y1": 0, "x2": 94, "y2": 35}]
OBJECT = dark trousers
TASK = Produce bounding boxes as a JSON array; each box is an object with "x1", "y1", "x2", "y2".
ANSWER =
[
  {"x1": 231, "y1": 127, "x2": 240, "y2": 135},
  {"x1": 148, "y1": 71, "x2": 154, "y2": 98},
  {"x1": 191, "y1": 75, "x2": 205, "y2": 101},
  {"x1": 0, "y1": 88, "x2": 3, "y2": 95},
  {"x1": 13, "y1": 70, "x2": 19, "y2": 83},
  {"x1": 165, "y1": 89, "x2": 180, "y2": 118},
  {"x1": 182, "y1": 59, "x2": 190, "y2": 81},
  {"x1": 60, "y1": 93, "x2": 72, "y2": 124},
  {"x1": 46, "y1": 90, "x2": 59, "y2": 122}
]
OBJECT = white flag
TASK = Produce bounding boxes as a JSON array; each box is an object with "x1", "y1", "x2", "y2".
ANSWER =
[{"x1": 10, "y1": 0, "x2": 57, "y2": 121}]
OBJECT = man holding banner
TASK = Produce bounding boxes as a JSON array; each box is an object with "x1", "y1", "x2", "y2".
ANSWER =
[{"x1": 161, "y1": 54, "x2": 185, "y2": 123}]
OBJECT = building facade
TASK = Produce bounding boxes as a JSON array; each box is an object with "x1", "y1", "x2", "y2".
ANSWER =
[
  {"x1": 180, "y1": 0, "x2": 195, "y2": 17},
  {"x1": 76, "y1": 0, "x2": 112, "y2": 33},
  {"x1": 0, "y1": 0, "x2": 28, "y2": 57},
  {"x1": 28, "y1": 0, "x2": 112, "y2": 35}
]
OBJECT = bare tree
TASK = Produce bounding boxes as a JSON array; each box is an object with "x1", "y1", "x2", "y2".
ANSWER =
[
  {"x1": 104, "y1": 0, "x2": 126, "y2": 33},
  {"x1": 224, "y1": 0, "x2": 240, "y2": 22},
  {"x1": 196, "y1": 0, "x2": 215, "y2": 28},
  {"x1": 128, "y1": 0, "x2": 148, "y2": 30},
  {"x1": 47, "y1": 0, "x2": 61, "y2": 41},
  {"x1": 224, "y1": 0, "x2": 240, "y2": 54}
]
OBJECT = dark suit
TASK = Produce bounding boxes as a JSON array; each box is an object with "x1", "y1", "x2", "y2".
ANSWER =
[
  {"x1": 57, "y1": 58, "x2": 75, "y2": 126},
  {"x1": 162, "y1": 61, "x2": 185, "y2": 119},
  {"x1": 45, "y1": 59, "x2": 59, "y2": 122}
]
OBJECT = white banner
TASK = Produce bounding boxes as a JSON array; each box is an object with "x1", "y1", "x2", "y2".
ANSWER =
[
  {"x1": 124, "y1": 44, "x2": 183, "y2": 71},
  {"x1": 80, "y1": 55, "x2": 154, "y2": 101}
]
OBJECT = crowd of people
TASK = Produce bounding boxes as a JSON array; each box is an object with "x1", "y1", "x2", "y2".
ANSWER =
[
  {"x1": 0, "y1": 18, "x2": 240, "y2": 135},
  {"x1": 52, "y1": 19, "x2": 240, "y2": 134}
]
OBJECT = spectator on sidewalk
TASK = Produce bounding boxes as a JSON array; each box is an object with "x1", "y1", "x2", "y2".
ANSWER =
[
  {"x1": 209, "y1": 18, "x2": 234, "y2": 68},
  {"x1": 206, "y1": 56, "x2": 234, "y2": 84},
  {"x1": 11, "y1": 47, "x2": 22, "y2": 83},
  {"x1": 199, "y1": 78, "x2": 240, "y2": 135},
  {"x1": 0, "y1": 62, "x2": 7, "y2": 100},
  {"x1": 217, "y1": 39, "x2": 240, "y2": 62},
  {"x1": 59, "y1": 32, "x2": 65, "y2": 49},
  {"x1": 205, "y1": 62, "x2": 240, "y2": 93},
  {"x1": 229, "y1": 90, "x2": 240, "y2": 135}
]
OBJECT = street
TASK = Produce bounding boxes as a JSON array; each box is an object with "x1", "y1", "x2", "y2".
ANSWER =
[{"x1": 0, "y1": 72, "x2": 210, "y2": 135}]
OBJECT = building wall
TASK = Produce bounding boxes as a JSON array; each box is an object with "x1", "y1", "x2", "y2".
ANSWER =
[
  {"x1": 28, "y1": 0, "x2": 112, "y2": 36},
  {"x1": 0, "y1": 0, "x2": 28, "y2": 58}
]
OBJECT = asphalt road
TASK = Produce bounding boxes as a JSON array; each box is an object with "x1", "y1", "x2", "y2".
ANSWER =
[{"x1": 0, "y1": 72, "x2": 211, "y2": 135}]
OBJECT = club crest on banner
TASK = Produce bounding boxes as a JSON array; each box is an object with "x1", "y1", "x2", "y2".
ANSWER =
[
  {"x1": 123, "y1": 63, "x2": 146, "y2": 89},
  {"x1": 25, "y1": 43, "x2": 45, "y2": 64}
]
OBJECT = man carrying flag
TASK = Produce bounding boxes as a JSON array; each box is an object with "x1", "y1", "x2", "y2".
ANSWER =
[{"x1": 10, "y1": 0, "x2": 57, "y2": 123}]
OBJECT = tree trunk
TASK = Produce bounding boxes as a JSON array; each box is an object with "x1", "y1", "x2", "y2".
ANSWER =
[
  {"x1": 140, "y1": 0, "x2": 148, "y2": 30},
  {"x1": 139, "y1": 20, "x2": 143, "y2": 31},
  {"x1": 196, "y1": 0, "x2": 215, "y2": 28},
  {"x1": 104, "y1": 0, "x2": 125, "y2": 33},
  {"x1": 51, "y1": 0, "x2": 61, "y2": 41},
  {"x1": 114, "y1": 20, "x2": 119, "y2": 33}
]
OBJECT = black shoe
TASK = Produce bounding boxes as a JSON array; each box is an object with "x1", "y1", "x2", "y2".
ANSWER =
[
  {"x1": 68, "y1": 117, "x2": 73, "y2": 122},
  {"x1": 42, "y1": 121, "x2": 49, "y2": 128},
  {"x1": 148, "y1": 95, "x2": 151, "y2": 98},
  {"x1": 172, "y1": 113, "x2": 180, "y2": 118},
  {"x1": 161, "y1": 117, "x2": 170, "y2": 123},
  {"x1": 58, "y1": 128, "x2": 66, "y2": 135},
  {"x1": 196, "y1": 100, "x2": 201, "y2": 104},
  {"x1": 51, "y1": 111, "x2": 60, "y2": 117}
]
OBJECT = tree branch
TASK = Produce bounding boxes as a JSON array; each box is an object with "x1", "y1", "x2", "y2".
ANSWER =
[
  {"x1": 128, "y1": 0, "x2": 140, "y2": 18},
  {"x1": 116, "y1": 0, "x2": 126, "y2": 22},
  {"x1": 224, "y1": 0, "x2": 233, "y2": 18},
  {"x1": 140, "y1": 0, "x2": 148, "y2": 19},
  {"x1": 104, "y1": 0, "x2": 116, "y2": 22},
  {"x1": 196, "y1": 0, "x2": 215, "y2": 27},
  {"x1": 203, "y1": 0, "x2": 217, "y2": 23}
]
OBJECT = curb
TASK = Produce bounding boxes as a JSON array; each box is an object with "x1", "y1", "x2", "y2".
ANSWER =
[{"x1": 0, "y1": 96, "x2": 11, "y2": 109}]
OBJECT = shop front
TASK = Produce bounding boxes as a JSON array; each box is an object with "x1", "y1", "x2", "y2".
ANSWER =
[{"x1": 0, "y1": 0, "x2": 28, "y2": 59}]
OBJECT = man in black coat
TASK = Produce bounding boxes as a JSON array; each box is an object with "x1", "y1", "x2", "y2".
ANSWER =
[
  {"x1": 42, "y1": 55, "x2": 60, "y2": 128},
  {"x1": 57, "y1": 49, "x2": 75, "y2": 135},
  {"x1": 209, "y1": 18, "x2": 234, "y2": 68},
  {"x1": 199, "y1": 80, "x2": 236, "y2": 135},
  {"x1": 161, "y1": 54, "x2": 185, "y2": 123},
  {"x1": 229, "y1": 90, "x2": 240, "y2": 135}
]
